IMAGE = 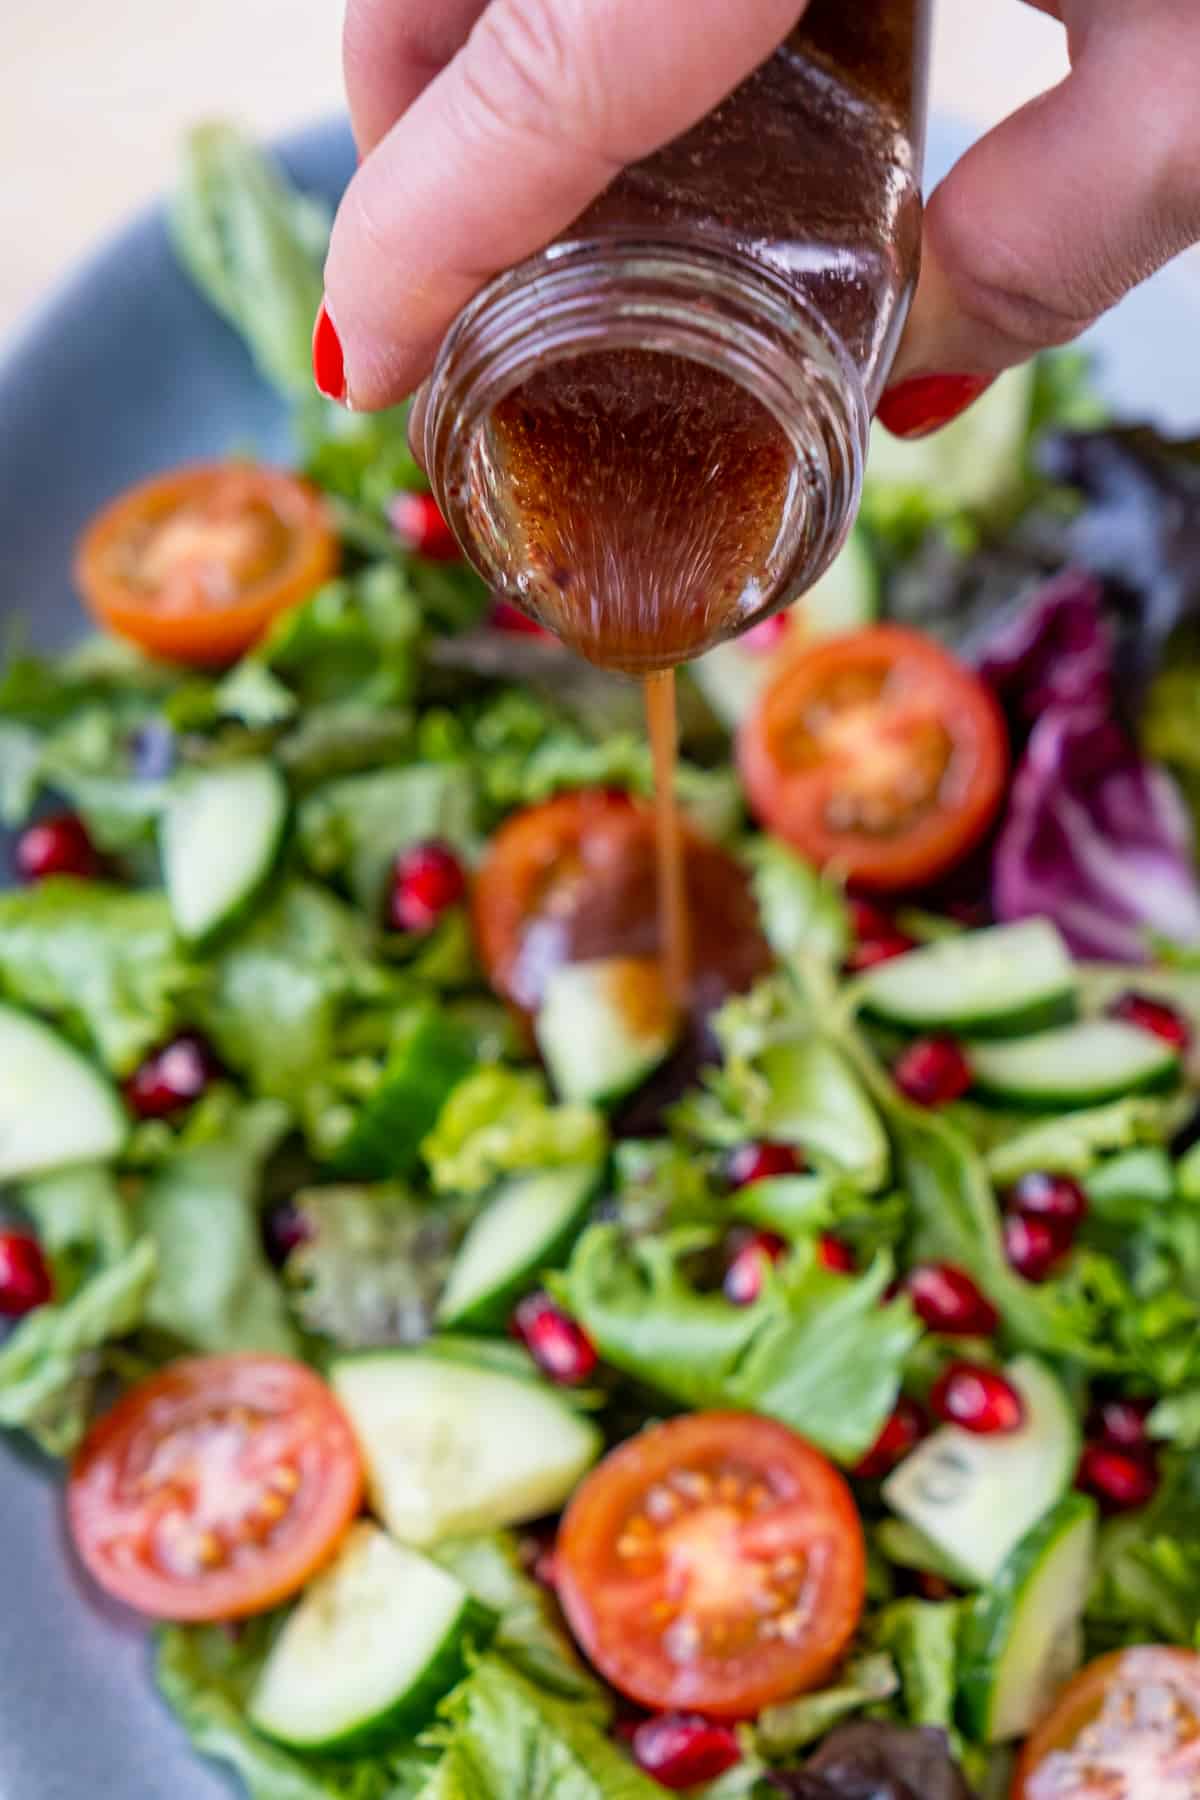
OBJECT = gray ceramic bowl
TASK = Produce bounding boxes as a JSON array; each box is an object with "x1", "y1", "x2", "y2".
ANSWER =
[{"x1": 0, "y1": 112, "x2": 1197, "y2": 1800}]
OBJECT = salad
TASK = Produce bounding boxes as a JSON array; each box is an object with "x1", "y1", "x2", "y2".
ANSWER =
[{"x1": 3, "y1": 124, "x2": 1200, "y2": 1800}]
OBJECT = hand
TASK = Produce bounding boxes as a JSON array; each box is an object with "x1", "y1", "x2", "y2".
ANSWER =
[{"x1": 318, "y1": 0, "x2": 1200, "y2": 438}]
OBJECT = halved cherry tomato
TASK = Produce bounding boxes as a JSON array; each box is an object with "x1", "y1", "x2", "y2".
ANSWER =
[
  {"x1": 471, "y1": 790, "x2": 771, "y2": 1016},
  {"x1": 1013, "y1": 1648, "x2": 1200, "y2": 1798},
  {"x1": 67, "y1": 1355, "x2": 362, "y2": 1621},
  {"x1": 75, "y1": 462, "x2": 339, "y2": 665},
  {"x1": 738, "y1": 626, "x2": 1008, "y2": 891},
  {"x1": 555, "y1": 1411, "x2": 866, "y2": 1720}
]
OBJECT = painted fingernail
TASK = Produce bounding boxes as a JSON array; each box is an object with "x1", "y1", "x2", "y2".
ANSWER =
[
  {"x1": 312, "y1": 299, "x2": 346, "y2": 403},
  {"x1": 877, "y1": 374, "x2": 994, "y2": 439}
]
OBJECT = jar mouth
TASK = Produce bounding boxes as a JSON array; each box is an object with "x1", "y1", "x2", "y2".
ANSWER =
[{"x1": 423, "y1": 239, "x2": 870, "y2": 669}]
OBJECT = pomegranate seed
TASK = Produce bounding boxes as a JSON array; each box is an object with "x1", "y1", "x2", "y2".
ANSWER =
[
  {"x1": 1108, "y1": 990, "x2": 1191, "y2": 1052},
  {"x1": 533, "y1": 1544, "x2": 559, "y2": 1589},
  {"x1": 893, "y1": 1035, "x2": 972, "y2": 1108},
  {"x1": 262, "y1": 1202, "x2": 312, "y2": 1267},
  {"x1": 1076, "y1": 1443, "x2": 1160, "y2": 1513},
  {"x1": 389, "y1": 491, "x2": 460, "y2": 561},
  {"x1": 725, "y1": 1142, "x2": 803, "y2": 1189},
  {"x1": 931, "y1": 1362, "x2": 1025, "y2": 1435},
  {"x1": 905, "y1": 1264, "x2": 999, "y2": 1337},
  {"x1": 741, "y1": 611, "x2": 791, "y2": 653},
  {"x1": 723, "y1": 1231, "x2": 786, "y2": 1306},
  {"x1": 14, "y1": 812, "x2": 100, "y2": 883},
  {"x1": 1010, "y1": 1171, "x2": 1088, "y2": 1236},
  {"x1": 630, "y1": 1714, "x2": 742, "y2": 1789},
  {"x1": 124, "y1": 1031, "x2": 221, "y2": 1120},
  {"x1": 513, "y1": 1291, "x2": 598, "y2": 1385},
  {"x1": 488, "y1": 598, "x2": 551, "y2": 637},
  {"x1": 844, "y1": 934, "x2": 916, "y2": 973},
  {"x1": 388, "y1": 841, "x2": 467, "y2": 933},
  {"x1": 913, "y1": 1571, "x2": 957, "y2": 1603},
  {"x1": 852, "y1": 1396, "x2": 928, "y2": 1479},
  {"x1": 1088, "y1": 1395, "x2": 1155, "y2": 1451},
  {"x1": 817, "y1": 1233, "x2": 856, "y2": 1274},
  {"x1": 0, "y1": 1232, "x2": 53, "y2": 1316},
  {"x1": 1004, "y1": 1212, "x2": 1069, "y2": 1283}
]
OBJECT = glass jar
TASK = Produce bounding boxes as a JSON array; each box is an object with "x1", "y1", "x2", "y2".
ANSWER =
[{"x1": 423, "y1": 0, "x2": 932, "y2": 673}]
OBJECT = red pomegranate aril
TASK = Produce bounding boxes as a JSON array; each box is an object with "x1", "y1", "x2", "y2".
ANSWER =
[
  {"x1": 931, "y1": 1362, "x2": 1025, "y2": 1435},
  {"x1": 848, "y1": 895, "x2": 896, "y2": 942},
  {"x1": 1088, "y1": 1395, "x2": 1155, "y2": 1451},
  {"x1": 817, "y1": 1233, "x2": 856, "y2": 1274},
  {"x1": 913, "y1": 1571, "x2": 957, "y2": 1603},
  {"x1": 488, "y1": 598, "x2": 551, "y2": 637},
  {"x1": 852, "y1": 1396, "x2": 928, "y2": 1479},
  {"x1": 1004, "y1": 1212, "x2": 1069, "y2": 1284},
  {"x1": 893, "y1": 1035, "x2": 972, "y2": 1108},
  {"x1": 14, "y1": 812, "x2": 101, "y2": 883},
  {"x1": 388, "y1": 841, "x2": 467, "y2": 933},
  {"x1": 124, "y1": 1031, "x2": 221, "y2": 1120},
  {"x1": 262, "y1": 1201, "x2": 313, "y2": 1267},
  {"x1": 905, "y1": 1263, "x2": 999, "y2": 1337},
  {"x1": 723, "y1": 1230, "x2": 787, "y2": 1305},
  {"x1": 740, "y1": 611, "x2": 791, "y2": 654},
  {"x1": 389, "y1": 491, "x2": 460, "y2": 561},
  {"x1": 844, "y1": 934, "x2": 917, "y2": 974},
  {"x1": 513, "y1": 1291, "x2": 598, "y2": 1386},
  {"x1": 725, "y1": 1141, "x2": 804, "y2": 1189},
  {"x1": 1010, "y1": 1171, "x2": 1089, "y2": 1234},
  {"x1": 630, "y1": 1714, "x2": 742, "y2": 1790},
  {"x1": 1108, "y1": 990, "x2": 1191, "y2": 1051},
  {"x1": 1076, "y1": 1443, "x2": 1160, "y2": 1513},
  {"x1": 0, "y1": 1232, "x2": 53, "y2": 1316}
]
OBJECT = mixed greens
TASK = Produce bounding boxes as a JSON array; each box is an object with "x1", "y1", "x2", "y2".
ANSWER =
[{"x1": 3, "y1": 125, "x2": 1200, "y2": 1798}]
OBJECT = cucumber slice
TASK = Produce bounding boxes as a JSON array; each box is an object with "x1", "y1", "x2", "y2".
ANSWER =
[
  {"x1": 968, "y1": 1019, "x2": 1181, "y2": 1110},
  {"x1": 335, "y1": 1006, "x2": 476, "y2": 1179},
  {"x1": 689, "y1": 531, "x2": 877, "y2": 727},
  {"x1": 959, "y1": 1495, "x2": 1097, "y2": 1743},
  {"x1": 437, "y1": 1163, "x2": 598, "y2": 1330},
  {"x1": 536, "y1": 957, "x2": 678, "y2": 1106},
  {"x1": 858, "y1": 920, "x2": 1076, "y2": 1039},
  {"x1": 882, "y1": 1357, "x2": 1079, "y2": 1587},
  {"x1": 160, "y1": 759, "x2": 288, "y2": 946},
  {"x1": 1086, "y1": 1146, "x2": 1174, "y2": 1212},
  {"x1": 330, "y1": 1349, "x2": 602, "y2": 1547},
  {"x1": 0, "y1": 1003, "x2": 127, "y2": 1179},
  {"x1": 248, "y1": 1522, "x2": 492, "y2": 1753}
]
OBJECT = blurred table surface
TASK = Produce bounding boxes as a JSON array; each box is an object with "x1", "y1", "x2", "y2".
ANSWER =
[{"x1": 0, "y1": 1, "x2": 1087, "y2": 340}]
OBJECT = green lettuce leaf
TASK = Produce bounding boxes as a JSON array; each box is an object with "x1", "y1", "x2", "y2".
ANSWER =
[
  {"x1": 746, "y1": 839, "x2": 849, "y2": 967},
  {"x1": 430, "y1": 1536, "x2": 605, "y2": 1708},
  {"x1": 299, "y1": 764, "x2": 479, "y2": 915},
  {"x1": 171, "y1": 122, "x2": 328, "y2": 402},
  {"x1": 18, "y1": 1162, "x2": 135, "y2": 1292},
  {"x1": 0, "y1": 879, "x2": 194, "y2": 1073},
  {"x1": 419, "y1": 1655, "x2": 659, "y2": 1800},
  {"x1": 286, "y1": 1184, "x2": 461, "y2": 1350},
  {"x1": 561, "y1": 1227, "x2": 918, "y2": 1465},
  {"x1": 158, "y1": 1620, "x2": 435, "y2": 1800},
  {"x1": 0, "y1": 1239, "x2": 157, "y2": 1455},
  {"x1": 756, "y1": 1653, "x2": 899, "y2": 1756},
  {"x1": 982, "y1": 1097, "x2": 1182, "y2": 1185},
  {"x1": 1086, "y1": 1453, "x2": 1200, "y2": 1650},
  {"x1": 873, "y1": 1600, "x2": 961, "y2": 1732},
  {"x1": 256, "y1": 564, "x2": 423, "y2": 715},
  {"x1": 136, "y1": 1100, "x2": 296, "y2": 1355},
  {"x1": 422, "y1": 1068, "x2": 606, "y2": 1198}
]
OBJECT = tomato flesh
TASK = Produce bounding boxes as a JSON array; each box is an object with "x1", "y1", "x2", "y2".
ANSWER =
[
  {"x1": 472, "y1": 790, "x2": 771, "y2": 1018},
  {"x1": 738, "y1": 625, "x2": 1008, "y2": 891},
  {"x1": 555, "y1": 1411, "x2": 866, "y2": 1719},
  {"x1": 1014, "y1": 1648, "x2": 1200, "y2": 1798},
  {"x1": 68, "y1": 1355, "x2": 362, "y2": 1621},
  {"x1": 76, "y1": 463, "x2": 339, "y2": 665}
]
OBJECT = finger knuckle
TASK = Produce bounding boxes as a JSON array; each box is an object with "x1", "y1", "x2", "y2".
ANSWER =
[
  {"x1": 461, "y1": 0, "x2": 617, "y2": 166},
  {"x1": 930, "y1": 189, "x2": 1101, "y2": 355}
]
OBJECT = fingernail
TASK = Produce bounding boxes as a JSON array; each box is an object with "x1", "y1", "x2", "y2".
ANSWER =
[
  {"x1": 312, "y1": 299, "x2": 346, "y2": 403},
  {"x1": 877, "y1": 374, "x2": 994, "y2": 440}
]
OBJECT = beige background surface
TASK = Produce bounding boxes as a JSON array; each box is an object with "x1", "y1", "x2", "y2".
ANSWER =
[{"x1": 0, "y1": 1, "x2": 1070, "y2": 338}]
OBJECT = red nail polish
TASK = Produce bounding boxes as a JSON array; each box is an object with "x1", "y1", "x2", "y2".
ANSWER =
[
  {"x1": 877, "y1": 373, "x2": 993, "y2": 439},
  {"x1": 312, "y1": 300, "x2": 346, "y2": 402}
]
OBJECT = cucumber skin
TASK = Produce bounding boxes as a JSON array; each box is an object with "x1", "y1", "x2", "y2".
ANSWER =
[
  {"x1": 863, "y1": 987, "x2": 1076, "y2": 1042},
  {"x1": 970, "y1": 1055, "x2": 1181, "y2": 1111},
  {"x1": 437, "y1": 1168, "x2": 600, "y2": 1333},
  {"x1": 957, "y1": 1494, "x2": 1097, "y2": 1744},
  {"x1": 255, "y1": 1596, "x2": 496, "y2": 1758},
  {"x1": 333, "y1": 1010, "x2": 477, "y2": 1179}
]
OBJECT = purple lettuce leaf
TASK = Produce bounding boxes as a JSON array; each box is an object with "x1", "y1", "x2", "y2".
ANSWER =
[{"x1": 978, "y1": 568, "x2": 1112, "y2": 733}]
